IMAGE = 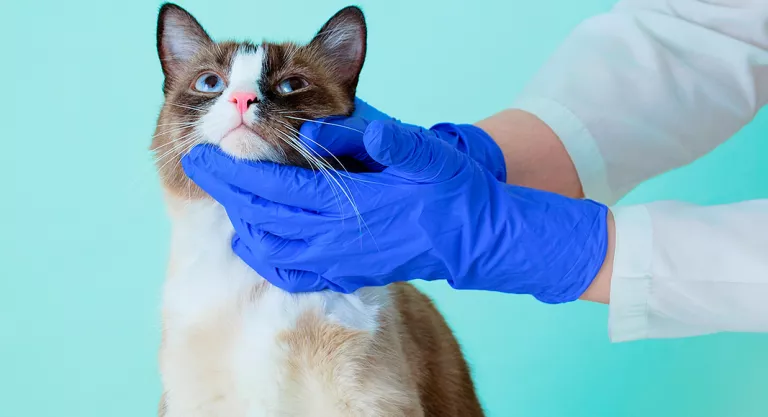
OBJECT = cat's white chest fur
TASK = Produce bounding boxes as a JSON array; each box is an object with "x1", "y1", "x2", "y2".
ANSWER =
[{"x1": 159, "y1": 199, "x2": 386, "y2": 417}]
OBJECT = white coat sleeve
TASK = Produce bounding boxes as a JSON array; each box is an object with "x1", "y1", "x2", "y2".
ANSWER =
[
  {"x1": 609, "y1": 201, "x2": 768, "y2": 342},
  {"x1": 511, "y1": 0, "x2": 768, "y2": 341}
]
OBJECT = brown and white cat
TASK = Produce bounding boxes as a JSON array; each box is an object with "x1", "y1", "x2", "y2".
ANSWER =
[{"x1": 152, "y1": 3, "x2": 484, "y2": 416}]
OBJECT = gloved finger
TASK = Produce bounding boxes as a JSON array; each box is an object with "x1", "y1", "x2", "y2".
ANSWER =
[
  {"x1": 182, "y1": 162, "x2": 327, "y2": 235},
  {"x1": 238, "y1": 227, "x2": 309, "y2": 265},
  {"x1": 232, "y1": 236, "x2": 349, "y2": 293},
  {"x1": 182, "y1": 144, "x2": 339, "y2": 212},
  {"x1": 430, "y1": 123, "x2": 508, "y2": 183},
  {"x1": 227, "y1": 208, "x2": 318, "y2": 242},
  {"x1": 364, "y1": 120, "x2": 466, "y2": 183}
]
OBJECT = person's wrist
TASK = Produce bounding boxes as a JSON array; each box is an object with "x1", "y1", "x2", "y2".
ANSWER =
[
  {"x1": 530, "y1": 199, "x2": 609, "y2": 304},
  {"x1": 579, "y1": 209, "x2": 614, "y2": 304}
]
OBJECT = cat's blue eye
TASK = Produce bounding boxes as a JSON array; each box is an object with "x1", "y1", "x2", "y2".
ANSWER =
[
  {"x1": 194, "y1": 72, "x2": 225, "y2": 93},
  {"x1": 276, "y1": 77, "x2": 308, "y2": 94}
]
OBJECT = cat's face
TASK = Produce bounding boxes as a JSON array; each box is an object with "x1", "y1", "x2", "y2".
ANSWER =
[{"x1": 152, "y1": 3, "x2": 366, "y2": 198}]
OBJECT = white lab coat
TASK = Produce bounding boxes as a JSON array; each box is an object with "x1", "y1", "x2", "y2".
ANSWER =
[{"x1": 512, "y1": 0, "x2": 768, "y2": 342}]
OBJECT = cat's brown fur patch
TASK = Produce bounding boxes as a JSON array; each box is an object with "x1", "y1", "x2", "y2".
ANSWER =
[{"x1": 278, "y1": 283, "x2": 484, "y2": 416}]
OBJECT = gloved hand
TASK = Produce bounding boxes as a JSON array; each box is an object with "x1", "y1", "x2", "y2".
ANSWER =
[
  {"x1": 182, "y1": 120, "x2": 609, "y2": 304},
  {"x1": 300, "y1": 98, "x2": 508, "y2": 182}
]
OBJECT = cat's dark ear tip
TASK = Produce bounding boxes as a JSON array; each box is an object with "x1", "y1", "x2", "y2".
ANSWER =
[
  {"x1": 158, "y1": 2, "x2": 183, "y2": 14},
  {"x1": 158, "y1": 3, "x2": 190, "y2": 23},
  {"x1": 334, "y1": 5, "x2": 366, "y2": 22}
]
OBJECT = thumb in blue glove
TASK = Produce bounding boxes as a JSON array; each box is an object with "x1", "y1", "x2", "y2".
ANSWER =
[
  {"x1": 299, "y1": 98, "x2": 507, "y2": 182},
  {"x1": 182, "y1": 119, "x2": 609, "y2": 304},
  {"x1": 295, "y1": 97, "x2": 393, "y2": 172}
]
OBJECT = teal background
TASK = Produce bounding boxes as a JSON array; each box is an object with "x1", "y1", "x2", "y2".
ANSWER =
[{"x1": 2, "y1": 0, "x2": 767, "y2": 416}]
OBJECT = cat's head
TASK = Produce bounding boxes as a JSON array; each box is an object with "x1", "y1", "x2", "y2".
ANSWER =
[{"x1": 152, "y1": 3, "x2": 367, "y2": 198}]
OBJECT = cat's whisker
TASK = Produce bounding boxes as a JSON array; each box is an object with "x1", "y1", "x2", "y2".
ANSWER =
[
  {"x1": 274, "y1": 126, "x2": 341, "y2": 178},
  {"x1": 276, "y1": 121, "x2": 383, "y2": 186},
  {"x1": 272, "y1": 129, "x2": 334, "y2": 175},
  {"x1": 155, "y1": 136, "x2": 200, "y2": 172},
  {"x1": 282, "y1": 116, "x2": 364, "y2": 133},
  {"x1": 157, "y1": 122, "x2": 199, "y2": 129},
  {"x1": 157, "y1": 138, "x2": 200, "y2": 200},
  {"x1": 272, "y1": 129, "x2": 346, "y2": 217},
  {"x1": 155, "y1": 121, "x2": 201, "y2": 127},
  {"x1": 152, "y1": 132, "x2": 201, "y2": 162},
  {"x1": 150, "y1": 138, "x2": 191, "y2": 153},
  {"x1": 167, "y1": 102, "x2": 208, "y2": 112},
  {"x1": 153, "y1": 117, "x2": 234, "y2": 161},
  {"x1": 125, "y1": 134, "x2": 199, "y2": 196},
  {"x1": 277, "y1": 120, "x2": 361, "y2": 189},
  {"x1": 150, "y1": 124, "x2": 198, "y2": 139},
  {"x1": 153, "y1": 118, "x2": 237, "y2": 174},
  {"x1": 169, "y1": 102, "x2": 208, "y2": 110},
  {"x1": 276, "y1": 123, "x2": 382, "y2": 248},
  {"x1": 272, "y1": 126, "x2": 338, "y2": 179},
  {"x1": 274, "y1": 126, "x2": 370, "y2": 241},
  {"x1": 278, "y1": 121, "x2": 352, "y2": 171},
  {"x1": 274, "y1": 110, "x2": 311, "y2": 115}
]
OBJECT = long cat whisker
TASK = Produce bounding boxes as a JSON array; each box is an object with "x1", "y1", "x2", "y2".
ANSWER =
[
  {"x1": 150, "y1": 137, "x2": 194, "y2": 153},
  {"x1": 277, "y1": 124, "x2": 381, "y2": 248},
  {"x1": 153, "y1": 117, "x2": 234, "y2": 162},
  {"x1": 155, "y1": 121, "x2": 201, "y2": 127},
  {"x1": 157, "y1": 138, "x2": 200, "y2": 199},
  {"x1": 274, "y1": 127, "x2": 370, "y2": 241},
  {"x1": 167, "y1": 102, "x2": 208, "y2": 112},
  {"x1": 276, "y1": 121, "x2": 383, "y2": 186},
  {"x1": 149, "y1": 124, "x2": 200, "y2": 141},
  {"x1": 273, "y1": 110, "x2": 312, "y2": 115},
  {"x1": 152, "y1": 132, "x2": 201, "y2": 162},
  {"x1": 125, "y1": 135, "x2": 199, "y2": 195},
  {"x1": 168, "y1": 102, "x2": 208, "y2": 111},
  {"x1": 282, "y1": 116, "x2": 364, "y2": 133},
  {"x1": 155, "y1": 136, "x2": 200, "y2": 172},
  {"x1": 272, "y1": 129, "x2": 346, "y2": 218}
]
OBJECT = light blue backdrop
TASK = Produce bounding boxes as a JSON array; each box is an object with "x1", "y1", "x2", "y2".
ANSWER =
[{"x1": 2, "y1": 0, "x2": 767, "y2": 416}]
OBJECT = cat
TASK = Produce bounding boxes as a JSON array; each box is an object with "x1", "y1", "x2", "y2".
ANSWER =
[{"x1": 151, "y1": 3, "x2": 484, "y2": 416}]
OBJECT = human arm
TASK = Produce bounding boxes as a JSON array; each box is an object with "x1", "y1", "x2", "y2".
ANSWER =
[
  {"x1": 478, "y1": 0, "x2": 768, "y2": 340},
  {"x1": 182, "y1": 121, "x2": 610, "y2": 304},
  {"x1": 496, "y1": 0, "x2": 768, "y2": 204}
]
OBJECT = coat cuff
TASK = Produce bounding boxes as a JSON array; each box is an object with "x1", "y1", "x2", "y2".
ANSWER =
[
  {"x1": 607, "y1": 205, "x2": 654, "y2": 342},
  {"x1": 511, "y1": 96, "x2": 615, "y2": 205}
]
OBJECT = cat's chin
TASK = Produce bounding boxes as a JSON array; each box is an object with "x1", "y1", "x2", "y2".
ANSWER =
[{"x1": 217, "y1": 126, "x2": 282, "y2": 162}]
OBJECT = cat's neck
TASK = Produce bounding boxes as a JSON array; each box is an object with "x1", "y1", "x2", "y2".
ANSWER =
[
  {"x1": 162, "y1": 194, "x2": 266, "y2": 324},
  {"x1": 166, "y1": 194, "x2": 233, "y2": 254},
  {"x1": 161, "y1": 192, "x2": 387, "y2": 333}
]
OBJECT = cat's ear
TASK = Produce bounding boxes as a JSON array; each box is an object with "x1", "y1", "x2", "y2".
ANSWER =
[
  {"x1": 156, "y1": 3, "x2": 213, "y2": 81},
  {"x1": 309, "y1": 6, "x2": 367, "y2": 91}
]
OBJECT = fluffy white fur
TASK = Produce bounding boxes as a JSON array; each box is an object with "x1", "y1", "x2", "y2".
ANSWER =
[{"x1": 160, "y1": 197, "x2": 388, "y2": 417}]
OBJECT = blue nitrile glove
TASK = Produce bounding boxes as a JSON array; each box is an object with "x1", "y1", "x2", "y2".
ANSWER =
[
  {"x1": 303, "y1": 98, "x2": 508, "y2": 182},
  {"x1": 182, "y1": 120, "x2": 609, "y2": 304}
]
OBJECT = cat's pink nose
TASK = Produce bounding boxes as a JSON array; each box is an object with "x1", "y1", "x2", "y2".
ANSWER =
[{"x1": 229, "y1": 92, "x2": 258, "y2": 114}]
